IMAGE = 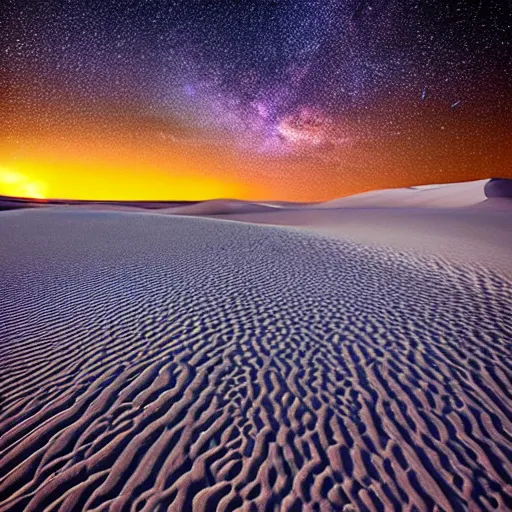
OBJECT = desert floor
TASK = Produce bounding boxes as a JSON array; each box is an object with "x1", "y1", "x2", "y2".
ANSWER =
[{"x1": 0, "y1": 193, "x2": 511, "y2": 511}]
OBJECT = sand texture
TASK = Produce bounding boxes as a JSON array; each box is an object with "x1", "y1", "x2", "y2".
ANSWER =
[{"x1": 1, "y1": 195, "x2": 511, "y2": 510}]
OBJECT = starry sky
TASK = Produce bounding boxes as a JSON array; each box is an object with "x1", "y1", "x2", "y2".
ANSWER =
[{"x1": 1, "y1": 0, "x2": 511, "y2": 200}]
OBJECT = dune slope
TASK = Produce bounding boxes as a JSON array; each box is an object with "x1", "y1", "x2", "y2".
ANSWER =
[
  {"x1": 311, "y1": 180, "x2": 489, "y2": 209},
  {"x1": 0, "y1": 209, "x2": 511, "y2": 511}
]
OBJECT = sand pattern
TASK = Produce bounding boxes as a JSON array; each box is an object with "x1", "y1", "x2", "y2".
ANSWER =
[{"x1": 0, "y1": 210, "x2": 511, "y2": 511}]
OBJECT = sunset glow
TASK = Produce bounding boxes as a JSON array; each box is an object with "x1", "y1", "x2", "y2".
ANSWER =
[
  {"x1": 0, "y1": 167, "x2": 46, "y2": 200},
  {"x1": 0, "y1": 160, "x2": 244, "y2": 201}
]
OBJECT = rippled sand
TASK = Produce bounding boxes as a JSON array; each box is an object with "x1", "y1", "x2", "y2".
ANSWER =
[{"x1": 0, "y1": 205, "x2": 511, "y2": 511}]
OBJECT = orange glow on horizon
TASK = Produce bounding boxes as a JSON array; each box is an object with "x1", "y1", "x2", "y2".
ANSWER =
[
  {"x1": 0, "y1": 160, "x2": 246, "y2": 201},
  {"x1": 0, "y1": 167, "x2": 47, "y2": 199},
  {"x1": 0, "y1": 130, "x2": 258, "y2": 200}
]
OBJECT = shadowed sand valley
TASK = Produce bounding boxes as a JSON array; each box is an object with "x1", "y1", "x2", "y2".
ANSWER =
[{"x1": 0, "y1": 179, "x2": 511, "y2": 511}]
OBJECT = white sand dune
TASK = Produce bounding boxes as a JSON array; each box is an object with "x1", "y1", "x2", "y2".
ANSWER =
[
  {"x1": 148, "y1": 179, "x2": 511, "y2": 213},
  {"x1": 158, "y1": 199, "x2": 285, "y2": 216},
  {"x1": 313, "y1": 179, "x2": 490, "y2": 209},
  {"x1": 44, "y1": 199, "x2": 295, "y2": 217},
  {"x1": 0, "y1": 183, "x2": 511, "y2": 511},
  {"x1": 171, "y1": 179, "x2": 509, "y2": 213}
]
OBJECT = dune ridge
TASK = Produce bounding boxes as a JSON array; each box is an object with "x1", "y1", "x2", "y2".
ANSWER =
[
  {"x1": 0, "y1": 209, "x2": 511, "y2": 511},
  {"x1": 2, "y1": 178, "x2": 511, "y2": 216}
]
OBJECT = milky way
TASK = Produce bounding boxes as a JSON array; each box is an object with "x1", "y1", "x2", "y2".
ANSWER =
[{"x1": 1, "y1": 0, "x2": 511, "y2": 200}]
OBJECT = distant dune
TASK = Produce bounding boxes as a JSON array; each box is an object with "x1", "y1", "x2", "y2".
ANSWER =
[
  {"x1": 160, "y1": 178, "x2": 512, "y2": 213},
  {"x1": 0, "y1": 180, "x2": 511, "y2": 511},
  {"x1": 158, "y1": 199, "x2": 285, "y2": 216},
  {"x1": 3, "y1": 178, "x2": 511, "y2": 215},
  {"x1": 314, "y1": 179, "x2": 497, "y2": 209}
]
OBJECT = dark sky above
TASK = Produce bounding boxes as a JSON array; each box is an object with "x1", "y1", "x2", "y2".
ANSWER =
[{"x1": 1, "y1": 0, "x2": 511, "y2": 200}]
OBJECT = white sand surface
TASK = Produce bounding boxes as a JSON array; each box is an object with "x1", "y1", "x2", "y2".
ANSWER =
[{"x1": 0, "y1": 189, "x2": 511, "y2": 511}]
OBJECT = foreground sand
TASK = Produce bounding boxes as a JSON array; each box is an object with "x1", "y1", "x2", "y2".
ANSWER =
[{"x1": 0, "y1": 199, "x2": 511, "y2": 510}]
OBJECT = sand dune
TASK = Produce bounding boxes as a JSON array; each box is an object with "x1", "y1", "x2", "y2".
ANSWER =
[
  {"x1": 157, "y1": 199, "x2": 287, "y2": 216},
  {"x1": 0, "y1": 205, "x2": 511, "y2": 511},
  {"x1": 1, "y1": 178, "x2": 510, "y2": 216},
  {"x1": 159, "y1": 178, "x2": 510, "y2": 213},
  {"x1": 314, "y1": 179, "x2": 491, "y2": 209},
  {"x1": 146, "y1": 178, "x2": 511, "y2": 213}
]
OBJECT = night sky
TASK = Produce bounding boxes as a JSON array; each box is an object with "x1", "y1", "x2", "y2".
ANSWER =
[{"x1": 1, "y1": 0, "x2": 511, "y2": 200}]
